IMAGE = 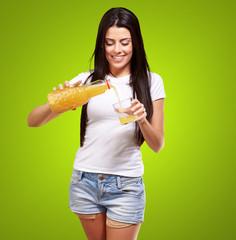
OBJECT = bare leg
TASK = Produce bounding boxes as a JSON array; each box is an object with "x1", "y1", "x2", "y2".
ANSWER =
[
  {"x1": 106, "y1": 218, "x2": 141, "y2": 240},
  {"x1": 75, "y1": 212, "x2": 106, "y2": 240}
]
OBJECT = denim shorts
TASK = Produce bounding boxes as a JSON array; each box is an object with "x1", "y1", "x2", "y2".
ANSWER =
[{"x1": 69, "y1": 169, "x2": 146, "y2": 224}]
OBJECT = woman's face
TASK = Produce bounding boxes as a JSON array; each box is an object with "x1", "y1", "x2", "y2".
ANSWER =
[{"x1": 105, "y1": 26, "x2": 133, "y2": 77}]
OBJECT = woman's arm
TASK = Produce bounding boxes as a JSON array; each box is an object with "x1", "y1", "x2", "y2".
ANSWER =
[
  {"x1": 27, "y1": 80, "x2": 81, "y2": 127},
  {"x1": 131, "y1": 98, "x2": 165, "y2": 153},
  {"x1": 27, "y1": 102, "x2": 62, "y2": 127}
]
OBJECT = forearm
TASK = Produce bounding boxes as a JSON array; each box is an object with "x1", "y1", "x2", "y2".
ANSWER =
[
  {"x1": 27, "y1": 102, "x2": 62, "y2": 127},
  {"x1": 138, "y1": 119, "x2": 165, "y2": 153}
]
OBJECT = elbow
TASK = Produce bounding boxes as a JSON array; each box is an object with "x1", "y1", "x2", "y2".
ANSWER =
[
  {"x1": 153, "y1": 144, "x2": 164, "y2": 153},
  {"x1": 153, "y1": 138, "x2": 165, "y2": 153},
  {"x1": 27, "y1": 120, "x2": 38, "y2": 127},
  {"x1": 27, "y1": 116, "x2": 41, "y2": 127},
  {"x1": 28, "y1": 122, "x2": 37, "y2": 127},
  {"x1": 27, "y1": 120, "x2": 42, "y2": 127},
  {"x1": 27, "y1": 118, "x2": 34, "y2": 127}
]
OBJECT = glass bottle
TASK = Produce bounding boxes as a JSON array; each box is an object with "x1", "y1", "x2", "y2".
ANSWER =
[{"x1": 47, "y1": 80, "x2": 111, "y2": 113}]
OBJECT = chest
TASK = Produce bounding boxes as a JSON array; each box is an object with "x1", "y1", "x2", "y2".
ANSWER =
[{"x1": 87, "y1": 82, "x2": 133, "y2": 122}]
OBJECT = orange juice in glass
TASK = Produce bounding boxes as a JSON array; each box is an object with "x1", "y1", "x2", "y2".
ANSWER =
[{"x1": 113, "y1": 98, "x2": 138, "y2": 125}]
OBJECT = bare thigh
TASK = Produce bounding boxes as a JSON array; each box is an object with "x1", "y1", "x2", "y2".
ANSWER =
[
  {"x1": 106, "y1": 220, "x2": 142, "y2": 240},
  {"x1": 75, "y1": 212, "x2": 106, "y2": 240}
]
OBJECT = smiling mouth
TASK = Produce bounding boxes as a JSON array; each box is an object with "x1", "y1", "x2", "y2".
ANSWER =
[{"x1": 112, "y1": 55, "x2": 125, "y2": 61}]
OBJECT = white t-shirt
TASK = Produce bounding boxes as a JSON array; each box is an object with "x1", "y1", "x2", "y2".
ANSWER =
[{"x1": 69, "y1": 71, "x2": 166, "y2": 177}]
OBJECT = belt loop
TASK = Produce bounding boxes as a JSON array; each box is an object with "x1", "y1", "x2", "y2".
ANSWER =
[
  {"x1": 117, "y1": 176, "x2": 121, "y2": 189},
  {"x1": 78, "y1": 171, "x2": 83, "y2": 181}
]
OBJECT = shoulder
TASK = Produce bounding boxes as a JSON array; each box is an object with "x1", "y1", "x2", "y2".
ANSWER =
[
  {"x1": 148, "y1": 72, "x2": 164, "y2": 84},
  {"x1": 148, "y1": 71, "x2": 166, "y2": 100},
  {"x1": 75, "y1": 70, "x2": 94, "y2": 80}
]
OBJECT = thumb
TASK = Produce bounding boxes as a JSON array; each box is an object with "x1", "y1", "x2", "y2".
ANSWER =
[
  {"x1": 116, "y1": 107, "x2": 132, "y2": 115},
  {"x1": 70, "y1": 80, "x2": 82, "y2": 87}
]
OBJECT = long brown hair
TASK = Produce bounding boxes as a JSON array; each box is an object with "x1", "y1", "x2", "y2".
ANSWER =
[{"x1": 80, "y1": 7, "x2": 153, "y2": 146}]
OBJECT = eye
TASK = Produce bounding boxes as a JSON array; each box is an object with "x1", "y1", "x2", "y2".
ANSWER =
[
  {"x1": 121, "y1": 43, "x2": 129, "y2": 46},
  {"x1": 105, "y1": 42, "x2": 113, "y2": 46}
]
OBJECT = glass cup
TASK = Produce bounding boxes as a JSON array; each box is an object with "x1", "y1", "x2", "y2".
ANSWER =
[{"x1": 113, "y1": 98, "x2": 138, "y2": 125}]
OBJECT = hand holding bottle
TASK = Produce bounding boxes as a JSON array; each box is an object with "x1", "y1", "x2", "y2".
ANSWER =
[
  {"x1": 52, "y1": 80, "x2": 82, "y2": 111},
  {"x1": 48, "y1": 80, "x2": 111, "y2": 113},
  {"x1": 27, "y1": 80, "x2": 82, "y2": 127},
  {"x1": 52, "y1": 80, "x2": 82, "y2": 91}
]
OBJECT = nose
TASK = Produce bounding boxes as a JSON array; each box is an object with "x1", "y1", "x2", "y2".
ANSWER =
[{"x1": 114, "y1": 43, "x2": 122, "y2": 53}]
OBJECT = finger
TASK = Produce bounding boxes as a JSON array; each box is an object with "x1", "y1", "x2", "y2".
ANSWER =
[
  {"x1": 71, "y1": 80, "x2": 82, "y2": 87},
  {"x1": 137, "y1": 112, "x2": 147, "y2": 121},
  {"x1": 116, "y1": 107, "x2": 130, "y2": 114},
  {"x1": 64, "y1": 81, "x2": 70, "y2": 88},
  {"x1": 134, "y1": 107, "x2": 146, "y2": 116},
  {"x1": 116, "y1": 108, "x2": 125, "y2": 113},
  {"x1": 131, "y1": 103, "x2": 144, "y2": 112},
  {"x1": 59, "y1": 83, "x2": 63, "y2": 90},
  {"x1": 131, "y1": 100, "x2": 139, "y2": 108},
  {"x1": 131, "y1": 99, "x2": 139, "y2": 105}
]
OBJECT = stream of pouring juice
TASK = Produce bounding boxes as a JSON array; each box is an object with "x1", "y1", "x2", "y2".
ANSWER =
[
  {"x1": 48, "y1": 82, "x2": 138, "y2": 124},
  {"x1": 86, "y1": 85, "x2": 139, "y2": 124},
  {"x1": 110, "y1": 86, "x2": 138, "y2": 125}
]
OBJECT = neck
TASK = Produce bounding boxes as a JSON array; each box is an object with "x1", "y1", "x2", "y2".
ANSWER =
[{"x1": 108, "y1": 67, "x2": 131, "y2": 78}]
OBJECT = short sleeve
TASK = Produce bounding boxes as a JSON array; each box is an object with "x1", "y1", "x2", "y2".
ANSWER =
[
  {"x1": 150, "y1": 72, "x2": 166, "y2": 101},
  {"x1": 69, "y1": 71, "x2": 92, "y2": 86}
]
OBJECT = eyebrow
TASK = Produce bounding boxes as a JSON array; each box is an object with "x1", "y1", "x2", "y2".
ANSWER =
[{"x1": 105, "y1": 38, "x2": 131, "y2": 41}]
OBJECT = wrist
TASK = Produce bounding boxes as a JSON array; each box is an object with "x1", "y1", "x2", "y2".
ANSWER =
[
  {"x1": 45, "y1": 102, "x2": 53, "y2": 114},
  {"x1": 137, "y1": 117, "x2": 148, "y2": 125}
]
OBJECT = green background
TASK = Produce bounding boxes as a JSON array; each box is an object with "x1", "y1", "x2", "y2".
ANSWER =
[{"x1": 1, "y1": 0, "x2": 235, "y2": 239}]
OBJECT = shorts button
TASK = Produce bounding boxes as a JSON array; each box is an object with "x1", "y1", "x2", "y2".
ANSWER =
[{"x1": 99, "y1": 176, "x2": 106, "y2": 181}]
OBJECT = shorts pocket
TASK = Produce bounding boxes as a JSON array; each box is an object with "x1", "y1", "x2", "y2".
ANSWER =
[
  {"x1": 70, "y1": 170, "x2": 82, "y2": 185},
  {"x1": 121, "y1": 177, "x2": 145, "y2": 198}
]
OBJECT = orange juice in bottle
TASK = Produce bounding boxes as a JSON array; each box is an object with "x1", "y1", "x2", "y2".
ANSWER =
[{"x1": 47, "y1": 80, "x2": 111, "y2": 113}]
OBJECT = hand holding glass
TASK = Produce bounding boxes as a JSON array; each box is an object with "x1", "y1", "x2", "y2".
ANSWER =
[{"x1": 113, "y1": 98, "x2": 138, "y2": 125}]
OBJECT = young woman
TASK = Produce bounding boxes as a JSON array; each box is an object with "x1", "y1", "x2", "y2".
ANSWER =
[{"x1": 28, "y1": 7, "x2": 166, "y2": 240}]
